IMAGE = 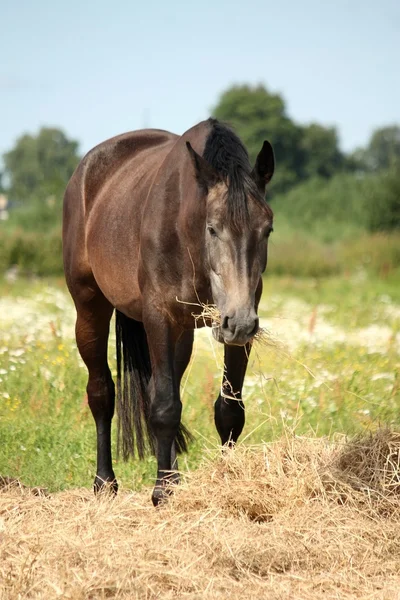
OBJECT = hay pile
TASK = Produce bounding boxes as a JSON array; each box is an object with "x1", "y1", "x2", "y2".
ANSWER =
[{"x1": 1, "y1": 429, "x2": 400, "y2": 599}]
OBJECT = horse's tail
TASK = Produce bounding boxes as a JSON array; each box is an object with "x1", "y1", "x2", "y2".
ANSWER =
[{"x1": 115, "y1": 310, "x2": 192, "y2": 461}]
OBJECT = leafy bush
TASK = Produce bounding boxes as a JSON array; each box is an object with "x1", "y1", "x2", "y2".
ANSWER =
[
  {"x1": 5, "y1": 197, "x2": 62, "y2": 232},
  {"x1": 271, "y1": 174, "x2": 370, "y2": 242},
  {"x1": 366, "y1": 163, "x2": 400, "y2": 232},
  {"x1": 0, "y1": 228, "x2": 63, "y2": 276},
  {"x1": 271, "y1": 164, "x2": 400, "y2": 241}
]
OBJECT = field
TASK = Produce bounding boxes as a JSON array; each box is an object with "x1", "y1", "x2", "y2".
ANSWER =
[{"x1": 0, "y1": 273, "x2": 400, "y2": 598}]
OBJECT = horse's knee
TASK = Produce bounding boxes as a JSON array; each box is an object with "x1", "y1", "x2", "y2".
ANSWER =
[
  {"x1": 87, "y1": 374, "x2": 115, "y2": 420},
  {"x1": 87, "y1": 372, "x2": 114, "y2": 395},
  {"x1": 150, "y1": 397, "x2": 182, "y2": 437}
]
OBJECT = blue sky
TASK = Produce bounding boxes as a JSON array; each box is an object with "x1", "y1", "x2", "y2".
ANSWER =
[{"x1": 1, "y1": 0, "x2": 399, "y2": 157}]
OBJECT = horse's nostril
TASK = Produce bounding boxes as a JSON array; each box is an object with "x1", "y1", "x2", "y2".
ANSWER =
[
  {"x1": 250, "y1": 318, "x2": 259, "y2": 336},
  {"x1": 222, "y1": 316, "x2": 230, "y2": 330}
]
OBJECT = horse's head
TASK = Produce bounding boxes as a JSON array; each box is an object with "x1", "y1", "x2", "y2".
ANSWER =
[{"x1": 186, "y1": 138, "x2": 274, "y2": 346}]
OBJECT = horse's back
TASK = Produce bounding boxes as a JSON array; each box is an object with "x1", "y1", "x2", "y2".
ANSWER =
[
  {"x1": 80, "y1": 129, "x2": 178, "y2": 208},
  {"x1": 63, "y1": 129, "x2": 178, "y2": 301}
]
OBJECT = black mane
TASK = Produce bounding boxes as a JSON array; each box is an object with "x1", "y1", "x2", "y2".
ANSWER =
[{"x1": 203, "y1": 119, "x2": 266, "y2": 228}]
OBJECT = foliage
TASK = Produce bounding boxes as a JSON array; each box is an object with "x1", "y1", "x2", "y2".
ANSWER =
[
  {"x1": 5, "y1": 197, "x2": 63, "y2": 232},
  {"x1": 300, "y1": 123, "x2": 344, "y2": 179},
  {"x1": 365, "y1": 161, "x2": 400, "y2": 232},
  {"x1": 212, "y1": 84, "x2": 304, "y2": 192},
  {"x1": 351, "y1": 125, "x2": 400, "y2": 172},
  {"x1": 3, "y1": 127, "x2": 79, "y2": 203},
  {"x1": 0, "y1": 228, "x2": 62, "y2": 276},
  {"x1": 271, "y1": 173, "x2": 370, "y2": 241},
  {"x1": 272, "y1": 163, "x2": 400, "y2": 238},
  {"x1": 212, "y1": 84, "x2": 345, "y2": 192}
]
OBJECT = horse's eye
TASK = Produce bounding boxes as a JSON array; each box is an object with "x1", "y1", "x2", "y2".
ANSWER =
[
  {"x1": 207, "y1": 226, "x2": 217, "y2": 237},
  {"x1": 265, "y1": 227, "x2": 274, "y2": 238}
]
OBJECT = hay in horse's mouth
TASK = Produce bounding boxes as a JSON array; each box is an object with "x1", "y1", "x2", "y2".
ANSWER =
[{"x1": 182, "y1": 299, "x2": 284, "y2": 350}]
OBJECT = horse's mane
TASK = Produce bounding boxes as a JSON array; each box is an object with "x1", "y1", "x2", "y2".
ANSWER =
[{"x1": 203, "y1": 119, "x2": 267, "y2": 228}]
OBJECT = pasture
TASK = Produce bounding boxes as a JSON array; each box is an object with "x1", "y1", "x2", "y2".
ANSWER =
[{"x1": 0, "y1": 273, "x2": 399, "y2": 598}]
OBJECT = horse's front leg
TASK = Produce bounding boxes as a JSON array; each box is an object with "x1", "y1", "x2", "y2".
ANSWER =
[
  {"x1": 214, "y1": 279, "x2": 262, "y2": 446},
  {"x1": 214, "y1": 343, "x2": 252, "y2": 446},
  {"x1": 170, "y1": 330, "x2": 194, "y2": 477},
  {"x1": 145, "y1": 317, "x2": 182, "y2": 506}
]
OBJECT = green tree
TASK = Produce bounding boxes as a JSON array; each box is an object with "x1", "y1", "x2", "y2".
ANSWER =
[
  {"x1": 366, "y1": 161, "x2": 400, "y2": 231},
  {"x1": 300, "y1": 123, "x2": 344, "y2": 179},
  {"x1": 3, "y1": 128, "x2": 80, "y2": 203},
  {"x1": 212, "y1": 84, "x2": 345, "y2": 192},
  {"x1": 368, "y1": 126, "x2": 400, "y2": 170},
  {"x1": 212, "y1": 84, "x2": 305, "y2": 192},
  {"x1": 350, "y1": 125, "x2": 400, "y2": 172}
]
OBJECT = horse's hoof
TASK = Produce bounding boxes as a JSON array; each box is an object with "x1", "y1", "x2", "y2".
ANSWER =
[
  {"x1": 151, "y1": 483, "x2": 175, "y2": 507},
  {"x1": 169, "y1": 471, "x2": 180, "y2": 485},
  {"x1": 151, "y1": 486, "x2": 166, "y2": 507},
  {"x1": 93, "y1": 475, "x2": 118, "y2": 496}
]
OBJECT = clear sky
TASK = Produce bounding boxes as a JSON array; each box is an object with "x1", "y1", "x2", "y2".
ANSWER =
[{"x1": 1, "y1": 0, "x2": 399, "y2": 157}]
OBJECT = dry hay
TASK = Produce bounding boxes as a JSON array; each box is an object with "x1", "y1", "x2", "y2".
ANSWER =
[
  {"x1": 1, "y1": 429, "x2": 400, "y2": 599},
  {"x1": 182, "y1": 299, "x2": 284, "y2": 352}
]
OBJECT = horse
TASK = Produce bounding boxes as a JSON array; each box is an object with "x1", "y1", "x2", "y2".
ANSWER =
[{"x1": 63, "y1": 118, "x2": 274, "y2": 506}]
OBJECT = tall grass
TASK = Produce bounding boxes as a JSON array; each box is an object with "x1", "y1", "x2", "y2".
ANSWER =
[{"x1": 268, "y1": 231, "x2": 400, "y2": 278}]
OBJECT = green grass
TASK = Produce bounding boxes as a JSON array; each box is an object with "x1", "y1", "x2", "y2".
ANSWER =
[{"x1": 0, "y1": 274, "x2": 399, "y2": 492}]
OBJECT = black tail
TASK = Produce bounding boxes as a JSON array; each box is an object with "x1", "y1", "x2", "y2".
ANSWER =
[{"x1": 116, "y1": 310, "x2": 192, "y2": 461}]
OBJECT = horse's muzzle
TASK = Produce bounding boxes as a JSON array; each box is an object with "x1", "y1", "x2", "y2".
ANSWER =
[{"x1": 214, "y1": 308, "x2": 259, "y2": 346}]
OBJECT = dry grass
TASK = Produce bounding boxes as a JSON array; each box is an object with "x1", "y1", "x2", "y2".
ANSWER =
[
  {"x1": 1, "y1": 429, "x2": 400, "y2": 599},
  {"x1": 183, "y1": 299, "x2": 284, "y2": 352}
]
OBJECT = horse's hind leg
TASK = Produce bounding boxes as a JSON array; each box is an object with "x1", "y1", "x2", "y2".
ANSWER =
[{"x1": 75, "y1": 290, "x2": 117, "y2": 493}]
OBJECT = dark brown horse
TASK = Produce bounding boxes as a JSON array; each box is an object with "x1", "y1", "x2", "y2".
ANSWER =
[{"x1": 63, "y1": 118, "x2": 274, "y2": 505}]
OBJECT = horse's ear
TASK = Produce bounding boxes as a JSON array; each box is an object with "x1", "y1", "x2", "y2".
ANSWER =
[
  {"x1": 186, "y1": 141, "x2": 220, "y2": 192},
  {"x1": 252, "y1": 141, "x2": 275, "y2": 193}
]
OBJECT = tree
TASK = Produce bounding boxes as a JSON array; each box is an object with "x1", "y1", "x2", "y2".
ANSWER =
[
  {"x1": 350, "y1": 125, "x2": 400, "y2": 173},
  {"x1": 3, "y1": 128, "x2": 80, "y2": 203},
  {"x1": 300, "y1": 123, "x2": 344, "y2": 179},
  {"x1": 212, "y1": 84, "x2": 345, "y2": 193},
  {"x1": 212, "y1": 84, "x2": 305, "y2": 192},
  {"x1": 366, "y1": 161, "x2": 400, "y2": 231}
]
